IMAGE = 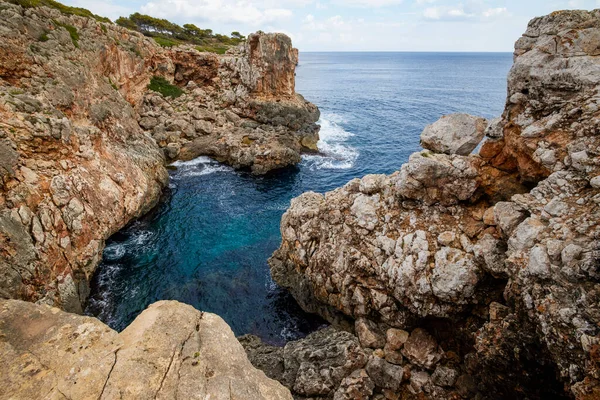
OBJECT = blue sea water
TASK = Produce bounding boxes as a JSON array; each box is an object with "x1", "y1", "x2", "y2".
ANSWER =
[{"x1": 85, "y1": 52, "x2": 513, "y2": 344}]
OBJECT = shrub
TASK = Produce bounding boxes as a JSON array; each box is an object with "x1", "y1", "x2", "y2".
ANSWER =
[
  {"x1": 8, "y1": 0, "x2": 110, "y2": 23},
  {"x1": 148, "y1": 76, "x2": 183, "y2": 98},
  {"x1": 38, "y1": 32, "x2": 49, "y2": 41},
  {"x1": 53, "y1": 20, "x2": 79, "y2": 48},
  {"x1": 195, "y1": 45, "x2": 228, "y2": 55},
  {"x1": 153, "y1": 36, "x2": 179, "y2": 48}
]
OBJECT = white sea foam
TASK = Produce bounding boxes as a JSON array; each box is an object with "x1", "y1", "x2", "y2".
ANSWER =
[
  {"x1": 171, "y1": 156, "x2": 233, "y2": 179},
  {"x1": 302, "y1": 113, "x2": 358, "y2": 170},
  {"x1": 103, "y1": 243, "x2": 127, "y2": 261}
]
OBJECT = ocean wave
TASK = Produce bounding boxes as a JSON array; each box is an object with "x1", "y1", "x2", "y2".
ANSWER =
[
  {"x1": 302, "y1": 113, "x2": 358, "y2": 170},
  {"x1": 103, "y1": 243, "x2": 127, "y2": 261},
  {"x1": 171, "y1": 156, "x2": 233, "y2": 179}
]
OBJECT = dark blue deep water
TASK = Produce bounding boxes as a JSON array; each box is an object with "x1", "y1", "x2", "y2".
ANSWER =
[{"x1": 86, "y1": 52, "x2": 513, "y2": 344}]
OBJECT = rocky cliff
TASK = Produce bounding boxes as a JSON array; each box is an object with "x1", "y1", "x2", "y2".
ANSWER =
[
  {"x1": 0, "y1": 299, "x2": 292, "y2": 399},
  {"x1": 0, "y1": 1, "x2": 318, "y2": 312},
  {"x1": 268, "y1": 10, "x2": 600, "y2": 399}
]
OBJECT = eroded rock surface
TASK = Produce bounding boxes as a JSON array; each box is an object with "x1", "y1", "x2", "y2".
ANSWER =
[
  {"x1": 0, "y1": 299, "x2": 292, "y2": 399},
  {"x1": 0, "y1": 2, "x2": 318, "y2": 311},
  {"x1": 269, "y1": 9, "x2": 600, "y2": 399}
]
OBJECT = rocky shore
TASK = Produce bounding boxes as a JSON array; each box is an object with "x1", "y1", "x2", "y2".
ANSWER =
[
  {"x1": 264, "y1": 9, "x2": 600, "y2": 399},
  {"x1": 0, "y1": 1, "x2": 318, "y2": 312}
]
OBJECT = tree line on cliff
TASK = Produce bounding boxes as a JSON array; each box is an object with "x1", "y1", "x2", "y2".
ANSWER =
[{"x1": 116, "y1": 13, "x2": 245, "y2": 53}]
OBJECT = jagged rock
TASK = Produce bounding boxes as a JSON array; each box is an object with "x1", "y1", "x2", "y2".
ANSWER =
[
  {"x1": 0, "y1": 1, "x2": 319, "y2": 311},
  {"x1": 242, "y1": 326, "x2": 368, "y2": 398},
  {"x1": 333, "y1": 369, "x2": 375, "y2": 400},
  {"x1": 356, "y1": 318, "x2": 386, "y2": 349},
  {"x1": 420, "y1": 113, "x2": 487, "y2": 156},
  {"x1": 431, "y1": 366, "x2": 459, "y2": 387},
  {"x1": 0, "y1": 300, "x2": 292, "y2": 399},
  {"x1": 394, "y1": 151, "x2": 481, "y2": 205},
  {"x1": 402, "y1": 329, "x2": 443, "y2": 370},
  {"x1": 365, "y1": 356, "x2": 405, "y2": 391}
]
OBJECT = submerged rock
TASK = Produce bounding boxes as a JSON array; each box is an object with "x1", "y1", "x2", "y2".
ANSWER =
[{"x1": 0, "y1": 300, "x2": 292, "y2": 399}]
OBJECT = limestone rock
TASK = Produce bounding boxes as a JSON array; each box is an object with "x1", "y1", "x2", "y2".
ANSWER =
[
  {"x1": 402, "y1": 329, "x2": 443, "y2": 370},
  {"x1": 420, "y1": 114, "x2": 487, "y2": 156},
  {"x1": 0, "y1": 300, "x2": 292, "y2": 399}
]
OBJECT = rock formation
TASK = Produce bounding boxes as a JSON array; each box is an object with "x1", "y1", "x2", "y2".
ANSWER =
[
  {"x1": 0, "y1": 299, "x2": 292, "y2": 399},
  {"x1": 0, "y1": 1, "x2": 318, "y2": 312},
  {"x1": 268, "y1": 9, "x2": 600, "y2": 399}
]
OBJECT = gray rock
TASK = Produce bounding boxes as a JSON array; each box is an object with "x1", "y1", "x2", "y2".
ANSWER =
[
  {"x1": 494, "y1": 202, "x2": 528, "y2": 237},
  {"x1": 365, "y1": 356, "x2": 404, "y2": 391},
  {"x1": 420, "y1": 113, "x2": 487, "y2": 155},
  {"x1": 333, "y1": 369, "x2": 375, "y2": 400}
]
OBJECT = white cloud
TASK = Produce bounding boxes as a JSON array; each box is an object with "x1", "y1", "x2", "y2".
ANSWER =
[
  {"x1": 423, "y1": 3, "x2": 510, "y2": 21},
  {"x1": 331, "y1": 0, "x2": 405, "y2": 7},
  {"x1": 140, "y1": 0, "x2": 294, "y2": 26}
]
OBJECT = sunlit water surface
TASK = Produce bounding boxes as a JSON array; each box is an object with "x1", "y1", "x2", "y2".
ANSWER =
[{"x1": 86, "y1": 52, "x2": 512, "y2": 344}]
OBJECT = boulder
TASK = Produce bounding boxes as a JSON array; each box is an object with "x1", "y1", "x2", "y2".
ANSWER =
[
  {"x1": 420, "y1": 114, "x2": 487, "y2": 156},
  {"x1": 0, "y1": 300, "x2": 292, "y2": 399}
]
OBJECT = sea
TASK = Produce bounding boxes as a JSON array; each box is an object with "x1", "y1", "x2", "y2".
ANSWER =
[{"x1": 85, "y1": 52, "x2": 513, "y2": 345}]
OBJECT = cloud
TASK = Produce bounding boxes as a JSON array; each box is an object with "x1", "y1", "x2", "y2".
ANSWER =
[
  {"x1": 139, "y1": 0, "x2": 295, "y2": 26},
  {"x1": 331, "y1": 0, "x2": 405, "y2": 7},
  {"x1": 423, "y1": 3, "x2": 510, "y2": 22}
]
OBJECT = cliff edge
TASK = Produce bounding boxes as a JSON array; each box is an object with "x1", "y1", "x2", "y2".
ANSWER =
[
  {"x1": 0, "y1": 299, "x2": 292, "y2": 399},
  {"x1": 268, "y1": 9, "x2": 600, "y2": 399},
  {"x1": 0, "y1": 1, "x2": 318, "y2": 312}
]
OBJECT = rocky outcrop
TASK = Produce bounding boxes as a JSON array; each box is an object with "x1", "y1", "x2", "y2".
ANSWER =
[
  {"x1": 0, "y1": 299, "x2": 292, "y2": 399},
  {"x1": 0, "y1": 2, "x2": 318, "y2": 311},
  {"x1": 269, "y1": 9, "x2": 600, "y2": 399},
  {"x1": 143, "y1": 33, "x2": 320, "y2": 174}
]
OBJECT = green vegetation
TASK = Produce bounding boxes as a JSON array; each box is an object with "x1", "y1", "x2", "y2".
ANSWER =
[
  {"x1": 153, "y1": 36, "x2": 179, "y2": 48},
  {"x1": 38, "y1": 32, "x2": 49, "y2": 41},
  {"x1": 195, "y1": 45, "x2": 228, "y2": 55},
  {"x1": 8, "y1": 0, "x2": 110, "y2": 23},
  {"x1": 116, "y1": 13, "x2": 245, "y2": 54},
  {"x1": 148, "y1": 76, "x2": 183, "y2": 98},
  {"x1": 53, "y1": 20, "x2": 79, "y2": 48}
]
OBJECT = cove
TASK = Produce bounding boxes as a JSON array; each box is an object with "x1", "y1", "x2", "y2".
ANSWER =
[{"x1": 85, "y1": 52, "x2": 513, "y2": 344}]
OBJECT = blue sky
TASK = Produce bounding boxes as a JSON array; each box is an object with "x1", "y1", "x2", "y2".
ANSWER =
[{"x1": 62, "y1": 0, "x2": 600, "y2": 51}]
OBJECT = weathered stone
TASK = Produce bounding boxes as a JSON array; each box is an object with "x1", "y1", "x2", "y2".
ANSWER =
[
  {"x1": 333, "y1": 369, "x2": 375, "y2": 400},
  {"x1": 0, "y1": 300, "x2": 292, "y2": 399},
  {"x1": 365, "y1": 356, "x2": 405, "y2": 391},
  {"x1": 402, "y1": 329, "x2": 443, "y2": 370},
  {"x1": 356, "y1": 317, "x2": 386, "y2": 349},
  {"x1": 420, "y1": 113, "x2": 487, "y2": 156}
]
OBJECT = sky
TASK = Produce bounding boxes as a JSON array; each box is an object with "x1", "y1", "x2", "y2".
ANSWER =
[{"x1": 61, "y1": 0, "x2": 600, "y2": 51}]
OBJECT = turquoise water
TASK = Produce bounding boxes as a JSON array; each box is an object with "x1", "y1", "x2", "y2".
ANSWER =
[{"x1": 85, "y1": 52, "x2": 513, "y2": 344}]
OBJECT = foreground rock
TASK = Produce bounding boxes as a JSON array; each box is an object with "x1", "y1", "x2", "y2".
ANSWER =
[
  {"x1": 270, "y1": 9, "x2": 600, "y2": 399},
  {"x1": 0, "y1": 1, "x2": 318, "y2": 311},
  {"x1": 0, "y1": 300, "x2": 292, "y2": 399}
]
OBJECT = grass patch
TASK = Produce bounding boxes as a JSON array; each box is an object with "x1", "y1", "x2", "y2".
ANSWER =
[
  {"x1": 38, "y1": 32, "x2": 49, "y2": 41},
  {"x1": 108, "y1": 77, "x2": 118, "y2": 90},
  {"x1": 195, "y1": 45, "x2": 228, "y2": 55},
  {"x1": 153, "y1": 36, "x2": 179, "y2": 48},
  {"x1": 8, "y1": 0, "x2": 110, "y2": 23},
  {"x1": 148, "y1": 76, "x2": 183, "y2": 98},
  {"x1": 53, "y1": 20, "x2": 79, "y2": 48}
]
